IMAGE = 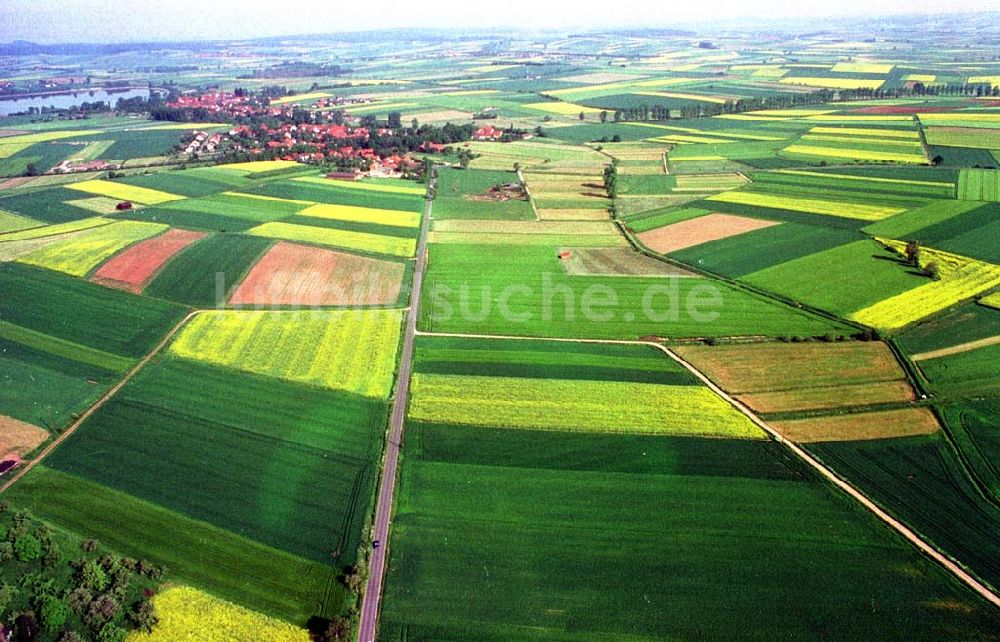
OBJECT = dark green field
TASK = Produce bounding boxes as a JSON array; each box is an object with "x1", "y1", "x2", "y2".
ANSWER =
[
  {"x1": 810, "y1": 433, "x2": 1000, "y2": 594},
  {"x1": 143, "y1": 233, "x2": 272, "y2": 306},
  {"x1": 5, "y1": 466, "x2": 340, "y2": 624},
  {"x1": 44, "y1": 356, "x2": 385, "y2": 566},
  {"x1": 0, "y1": 187, "x2": 99, "y2": 224},
  {"x1": 116, "y1": 170, "x2": 240, "y2": 197},
  {"x1": 0, "y1": 263, "x2": 188, "y2": 357},
  {"x1": 245, "y1": 180, "x2": 425, "y2": 212},
  {"x1": 669, "y1": 221, "x2": 858, "y2": 278},
  {"x1": 380, "y1": 340, "x2": 1000, "y2": 641}
]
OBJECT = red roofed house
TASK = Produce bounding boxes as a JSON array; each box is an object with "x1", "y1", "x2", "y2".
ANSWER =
[{"x1": 473, "y1": 125, "x2": 503, "y2": 141}]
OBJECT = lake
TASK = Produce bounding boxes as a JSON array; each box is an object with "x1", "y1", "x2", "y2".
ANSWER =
[{"x1": 0, "y1": 88, "x2": 150, "y2": 117}]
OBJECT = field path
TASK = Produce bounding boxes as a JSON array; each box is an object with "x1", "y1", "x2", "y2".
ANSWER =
[
  {"x1": 911, "y1": 335, "x2": 1000, "y2": 361},
  {"x1": 357, "y1": 179, "x2": 434, "y2": 642},
  {"x1": 0, "y1": 309, "x2": 201, "y2": 495},
  {"x1": 404, "y1": 330, "x2": 1000, "y2": 611}
]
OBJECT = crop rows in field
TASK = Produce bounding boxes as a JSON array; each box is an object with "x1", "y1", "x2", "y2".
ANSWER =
[
  {"x1": 957, "y1": 168, "x2": 1000, "y2": 201},
  {"x1": 169, "y1": 309, "x2": 402, "y2": 397},
  {"x1": 229, "y1": 241, "x2": 405, "y2": 307},
  {"x1": 91, "y1": 228, "x2": 206, "y2": 293},
  {"x1": 380, "y1": 336, "x2": 1000, "y2": 640}
]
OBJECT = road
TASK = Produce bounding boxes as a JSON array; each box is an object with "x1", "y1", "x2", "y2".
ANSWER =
[
  {"x1": 356, "y1": 177, "x2": 434, "y2": 642},
  {"x1": 0, "y1": 309, "x2": 202, "y2": 495},
  {"x1": 395, "y1": 330, "x2": 1000, "y2": 611}
]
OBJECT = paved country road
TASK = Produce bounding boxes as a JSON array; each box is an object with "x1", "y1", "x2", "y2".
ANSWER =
[{"x1": 356, "y1": 177, "x2": 434, "y2": 642}]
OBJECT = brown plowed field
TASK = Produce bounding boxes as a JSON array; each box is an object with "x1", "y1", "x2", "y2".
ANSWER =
[
  {"x1": 229, "y1": 240, "x2": 404, "y2": 306},
  {"x1": 638, "y1": 212, "x2": 778, "y2": 254}
]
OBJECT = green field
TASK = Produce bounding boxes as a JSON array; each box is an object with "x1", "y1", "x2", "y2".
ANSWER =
[
  {"x1": 380, "y1": 339, "x2": 1000, "y2": 641},
  {"x1": 5, "y1": 466, "x2": 339, "y2": 624},
  {"x1": 743, "y1": 240, "x2": 926, "y2": 315},
  {"x1": 670, "y1": 221, "x2": 858, "y2": 278},
  {"x1": 811, "y1": 434, "x2": 1000, "y2": 597},
  {"x1": 143, "y1": 234, "x2": 273, "y2": 306},
  {"x1": 0, "y1": 263, "x2": 187, "y2": 357},
  {"x1": 433, "y1": 168, "x2": 534, "y2": 220},
  {"x1": 420, "y1": 243, "x2": 849, "y2": 338},
  {"x1": 957, "y1": 168, "x2": 1000, "y2": 201}
]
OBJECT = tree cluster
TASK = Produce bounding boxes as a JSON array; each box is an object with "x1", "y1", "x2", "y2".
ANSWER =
[{"x1": 0, "y1": 504, "x2": 164, "y2": 642}]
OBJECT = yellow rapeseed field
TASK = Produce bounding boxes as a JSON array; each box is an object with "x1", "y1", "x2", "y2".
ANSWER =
[
  {"x1": 247, "y1": 221, "x2": 416, "y2": 257},
  {"x1": 783, "y1": 144, "x2": 927, "y2": 164},
  {"x1": 213, "y1": 160, "x2": 302, "y2": 173},
  {"x1": 66, "y1": 179, "x2": 184, "y2": 205},
  {"x1": 706, "y1": 190, "x2": 905, "y2": 221},
  {"x1": 126, "y1": 586, "x2": 312, "y2": 642},
  {"x1": 269, "y1": 92, "x2": 332, "y2": 105},
  {"x1": 298, "y1": 203, "x2": 420, "y2": 228},
  {"x1": 170, "y1": 309, "x2": 403, "y2": 398},
  {"x1": 780, "y1": 77, "x2": 885, "y2": 90},
  {"x1": 851, "y1": 240, "x2": 1000, "y2": 330},
  {"x1": 409, "y1": 374, "x2": 765, "y2": 438},
  {"x1": 18, "y1": 221, "x2": 167, "y2": 277}
]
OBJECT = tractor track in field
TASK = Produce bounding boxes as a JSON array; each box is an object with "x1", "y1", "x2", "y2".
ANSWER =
[
  {"x1": 0, "y1": 309, "x2": 203, "y2": 496},
  {"x1": 406, "y1": 329, "x2": 1000, "y2": 611}
]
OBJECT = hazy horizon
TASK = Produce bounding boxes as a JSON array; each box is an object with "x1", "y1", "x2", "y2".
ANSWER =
[{"x1": 1, "y1": 0, "x2": 997, "y2": 44}]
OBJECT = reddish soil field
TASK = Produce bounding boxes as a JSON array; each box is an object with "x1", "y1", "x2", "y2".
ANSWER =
[
  {"x1": 229, "y1": 241, "x2": 404, "y2": 306},
  {"x1": 91, "y1": 228, "x2": 206, "y2": 293},
  {"x1": 638, "y1": 213, "x2": 779, "y2": 254}
]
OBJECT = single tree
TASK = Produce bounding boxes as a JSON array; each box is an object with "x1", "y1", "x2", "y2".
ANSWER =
[{"x1": 599, "y1": 110, "x2": 608, "y2": 123}]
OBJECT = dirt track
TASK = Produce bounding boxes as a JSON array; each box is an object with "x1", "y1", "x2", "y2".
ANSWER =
[{"x1": 0, "y1": 310, "x2": 202, "y2": 495}]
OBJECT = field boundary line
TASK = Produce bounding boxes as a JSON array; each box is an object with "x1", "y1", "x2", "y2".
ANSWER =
[
  {"x1": 414, "y1": 329, "x2": 1000, "y2": 610},
  {"x1": 0, "y1": 309, "x2": 202, "y2": 495}
]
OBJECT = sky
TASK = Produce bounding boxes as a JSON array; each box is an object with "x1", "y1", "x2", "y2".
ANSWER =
[{"x1": 1, "y1": 0, "x2": 996, "y2": 43}]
